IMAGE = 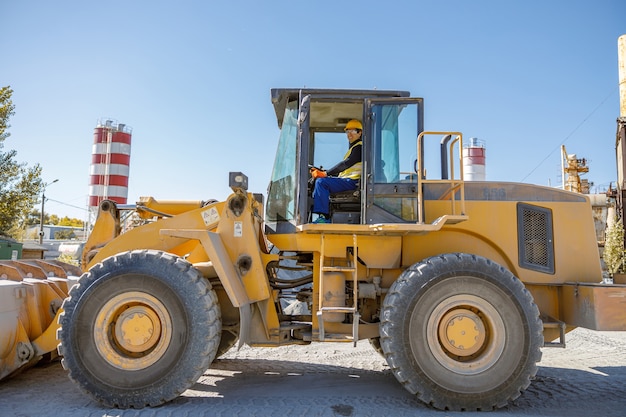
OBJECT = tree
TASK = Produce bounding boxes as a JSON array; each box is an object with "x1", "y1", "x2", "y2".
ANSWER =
[
  {"x1": 25, "y1": 209, "x2": 43, "y2": 226},
  {"x1": 0, "y1": 86, "x2": 15, "y2": 142},
  {"x1": 602, "y1": 217, "x2": 626, "y2": 276},
  {"x1": 0, "y1": 86, "x2": 43, "y2": 238},
  {"x1": 25, "y1": 210, "x2": 84, "y2": 228},
  {"x1": 49, "y1": 214, "x2": 59, "y2": 225},
  {"x1": 603, "y1": 216, "x2": 625, "y2": 276},
  {"x1": 54, "y1": 229, "x2": 76, "y2": 240},
  {"x1": 58, "y1": 216, "x2": 84, "y2": 228}
]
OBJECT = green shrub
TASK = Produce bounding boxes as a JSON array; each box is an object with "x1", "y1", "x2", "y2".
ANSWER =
[{"x1": 603, "y1": 217, "x2": 625, "y2": 276}]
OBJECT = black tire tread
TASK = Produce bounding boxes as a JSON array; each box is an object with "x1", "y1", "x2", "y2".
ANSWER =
[
  {"x1": 380, "y1": 253, "x2": 543, "y2": 411},
  {"x1": 58, "y1": 249, "x2": 221, "y2": 408}
]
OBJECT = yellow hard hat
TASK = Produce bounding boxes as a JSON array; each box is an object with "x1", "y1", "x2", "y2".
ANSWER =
[{"x1": 344, "y1": 119, "x2": 362, "y2": 131}]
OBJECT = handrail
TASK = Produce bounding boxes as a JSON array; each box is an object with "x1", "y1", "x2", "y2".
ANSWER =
[{"x1": 417, "y1": 131, "x2": 466, "y2": 224}]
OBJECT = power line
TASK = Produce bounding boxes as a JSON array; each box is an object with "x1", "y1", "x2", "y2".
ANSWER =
[
  {"x1": 519, "y1": 88, "x2": 618, "y2": 183},
  {"x1": 46, "y1": 198, "x2": 88, "y2": 212}
]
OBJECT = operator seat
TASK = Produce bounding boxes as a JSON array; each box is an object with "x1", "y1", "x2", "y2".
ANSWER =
[{"x1": 329, "y1": 182, "x2": 361, "y2": 224}]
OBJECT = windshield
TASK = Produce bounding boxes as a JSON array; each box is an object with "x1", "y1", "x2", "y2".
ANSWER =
[
  {"x1": 312, "y1": 131, "x2": 348, "y2": 170},
  {"x1": 265, "y1": 102, "x2": 298, "y2": 224}
]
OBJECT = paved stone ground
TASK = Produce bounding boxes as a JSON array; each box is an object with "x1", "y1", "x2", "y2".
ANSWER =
[{"x1": 0, "y1": 327, "x2": 624, "y2": 417}]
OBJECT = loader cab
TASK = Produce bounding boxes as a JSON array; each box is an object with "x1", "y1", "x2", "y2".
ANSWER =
[{"x1": 265, "y1": 88, "x2": 424, "y2": 234}]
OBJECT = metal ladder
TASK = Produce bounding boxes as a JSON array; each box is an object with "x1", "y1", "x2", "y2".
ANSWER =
[{"x1": 316, "y1": 233, "x2": 360, "y2": 346}]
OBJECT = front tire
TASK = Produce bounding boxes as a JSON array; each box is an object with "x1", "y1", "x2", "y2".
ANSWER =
[
  {"x1": 380, "y1": 253, "x2": 542, "y2": 411},
  {"x1": 58, "y1": 250, "x2": 221, "y2": 408}
]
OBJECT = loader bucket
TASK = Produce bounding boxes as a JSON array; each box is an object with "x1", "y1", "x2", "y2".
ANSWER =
[{"x1": 0, "y1": 260, "x2": 81, "y2": 380}]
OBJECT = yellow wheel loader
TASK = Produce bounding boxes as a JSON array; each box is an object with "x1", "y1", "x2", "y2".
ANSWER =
[{"x1": 3, "y1": 88, "x2": 626, "y2": 411}]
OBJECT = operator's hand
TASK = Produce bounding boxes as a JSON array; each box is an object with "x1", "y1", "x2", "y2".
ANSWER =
[{"x1": 310, "y1": 167, "x2": 327, "y2": 179}]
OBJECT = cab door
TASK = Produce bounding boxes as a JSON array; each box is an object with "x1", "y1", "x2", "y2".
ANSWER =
[{"x1": 364, "y1": 98, "x2": 424, "y2": 223}]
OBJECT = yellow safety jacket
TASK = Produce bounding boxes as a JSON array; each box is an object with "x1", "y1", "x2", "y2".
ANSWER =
[{"x1": 338, "y1": 140, "x2": 362, "y2": 180}]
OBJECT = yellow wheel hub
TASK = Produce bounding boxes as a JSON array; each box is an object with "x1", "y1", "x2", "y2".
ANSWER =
[
  {"x1": 426, "y1": 294, "x2": 505, "y2": 375},
  {"x1": 94, "y1": 291, "x2": 172, "y2": 370},
  {"x1": 438, "y1": 308, "x2": 486, "y2": 357},
  {"x1": 115, "y1": 306, "x2": 162, "y2": 353}
]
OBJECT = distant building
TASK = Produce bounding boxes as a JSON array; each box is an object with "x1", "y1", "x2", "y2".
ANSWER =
[
  {"x1": 21, "y1": 242, "x2": 46, "y2": 259},
  {"x1": 25, "y1": 225, "x2": 86, "y2": 241}
]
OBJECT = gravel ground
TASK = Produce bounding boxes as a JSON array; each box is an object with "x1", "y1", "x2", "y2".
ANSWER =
[{"x1": 0, "y1": 327, "x2": 625, "y2": 417}]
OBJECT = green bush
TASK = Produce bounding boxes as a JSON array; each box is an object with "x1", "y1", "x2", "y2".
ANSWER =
[
  {"x1": 603, "y1": 217, "x2": 625, "y2": 276},
  {"x1": 57, "y1": 253, "x2": 79, "y2": 267}
]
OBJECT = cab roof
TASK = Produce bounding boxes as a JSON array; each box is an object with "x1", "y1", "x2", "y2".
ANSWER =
[{"x1": 270, "y1": 88, "x2": 411, "y2": 129}]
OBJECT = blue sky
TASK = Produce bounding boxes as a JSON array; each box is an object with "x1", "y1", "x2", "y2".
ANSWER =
[{"x1": 2, "y1": 0, "x2": 624, "y2": 220}]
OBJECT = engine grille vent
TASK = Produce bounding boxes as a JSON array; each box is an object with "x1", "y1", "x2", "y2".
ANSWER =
[{"x1": 517, "y1": 203, "x2": 555, "y2": 274}]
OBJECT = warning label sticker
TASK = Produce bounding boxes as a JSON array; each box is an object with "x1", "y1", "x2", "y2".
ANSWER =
[
  {"x1": 234, "y1": 221, "x2": 243, "y2": 237},
  {"x1": 201, "y1": 207, "x2": 220, "y2": 226}
]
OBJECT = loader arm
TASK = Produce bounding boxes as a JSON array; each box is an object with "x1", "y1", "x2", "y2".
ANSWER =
[
  {"x1": 83, "y1": 182, "x2": 280, "y2": 347},
  {"x1": 82, "y1": 198, "x2": 212, "y2": 269}
]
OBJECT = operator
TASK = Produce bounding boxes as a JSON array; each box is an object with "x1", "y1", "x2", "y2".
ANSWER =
[{"x1": 310, "y1": 119, "x2": 363, "y2": 223}]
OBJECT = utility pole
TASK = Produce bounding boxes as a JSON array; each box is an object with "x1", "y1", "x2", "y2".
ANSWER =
[
  {"x1": 615, "y1": 35, "x2": 626, "y2": 249},
  {"x1": 39, "y1": 179, "x2": 59, "y2": 245}
]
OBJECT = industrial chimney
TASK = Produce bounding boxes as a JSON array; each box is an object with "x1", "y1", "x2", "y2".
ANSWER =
[
  {"x1": 462, "y1": 137, "x2": 486, "y2": 181},
  {"x1": 88, "y1": 119, "x2": 132, "y2": 208}
]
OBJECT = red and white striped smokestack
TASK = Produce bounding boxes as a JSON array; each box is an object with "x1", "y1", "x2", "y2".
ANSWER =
[
  {"x1": 88, "y1": 119, "x2": 132, "y2": 207},
  {"x1": 463, "y1": 137, "x2": 486, "y2": 181}
]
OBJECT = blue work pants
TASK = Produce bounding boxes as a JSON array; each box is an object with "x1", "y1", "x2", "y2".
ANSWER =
[{"x1": 312, "y1": 177, "x2": 358, "y2": 216}]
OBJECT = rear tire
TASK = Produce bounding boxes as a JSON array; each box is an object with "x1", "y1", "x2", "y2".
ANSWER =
[
  {"x1": 380, "y1": 253, "x2": 542, "y2": 411},
  {"x1": 58, "y1": 250, "x2": 221, "y2": 408}
]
